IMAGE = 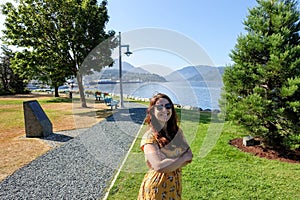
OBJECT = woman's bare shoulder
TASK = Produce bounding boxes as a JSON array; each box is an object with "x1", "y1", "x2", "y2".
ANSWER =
[{"x1": 141, "y1": 128, "x2": 158, "y2": 151}]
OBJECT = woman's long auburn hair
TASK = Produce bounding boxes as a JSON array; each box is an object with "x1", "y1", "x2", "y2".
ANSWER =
[{"x1": 145, "y1": 93, "x2": 179, "y2": 147}]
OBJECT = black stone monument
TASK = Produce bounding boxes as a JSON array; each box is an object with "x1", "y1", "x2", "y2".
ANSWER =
[{"x1": 23, "y1": 100, "x2": 53, "y2": 137}]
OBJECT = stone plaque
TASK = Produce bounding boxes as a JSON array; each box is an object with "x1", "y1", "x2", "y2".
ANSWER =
[
  {"x1": 243, "y1": 136, "x2": 255, "y2": 146},
  {"x1": 23, "y1": 100, "x2": 53, "y2": 137}
]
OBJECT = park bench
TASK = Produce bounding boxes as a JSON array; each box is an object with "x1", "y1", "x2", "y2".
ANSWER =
[
  {"x1": 95, "y1": 92, "x2": 104, "y2": 101},
  {"x1": 104, "y1": 96, "x2": 119, "y2": 110}
]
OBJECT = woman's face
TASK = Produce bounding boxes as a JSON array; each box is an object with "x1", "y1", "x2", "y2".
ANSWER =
[{"x1": 153, "y1": 98, "x2": 172, "y2": 123}]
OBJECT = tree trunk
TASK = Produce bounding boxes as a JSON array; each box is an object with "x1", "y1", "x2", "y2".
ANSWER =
[
  {"x1": 77, "y1": 71, "x2": 87, "y2": 108},
  {"x1": 54, "y1": 86, "x2": 59, "y2": 97}
]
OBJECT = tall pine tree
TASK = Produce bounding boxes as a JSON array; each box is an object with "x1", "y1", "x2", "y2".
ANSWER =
[{"x1": 221, "y1": 0, "x2": 300, "y2": 150}]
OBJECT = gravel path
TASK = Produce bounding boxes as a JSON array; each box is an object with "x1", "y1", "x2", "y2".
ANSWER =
[{"x1": 0, "y1": 102, "x2": 146, "y2": 200}]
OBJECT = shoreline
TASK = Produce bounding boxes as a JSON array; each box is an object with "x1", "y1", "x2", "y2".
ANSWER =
[{"x1": 25, "y1": 91, "x2": 222, "y2": 113}]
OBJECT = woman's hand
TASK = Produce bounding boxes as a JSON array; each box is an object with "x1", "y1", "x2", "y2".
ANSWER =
[
  {"x1": 182, "y1": 148, "x2": 193, "y2": 163},
  {"x1": 180, "y1": 149, "x2": 193, "y2": 168},
  {"x1": 144, "y1": 144, "x2": 193, "y2": 172}
]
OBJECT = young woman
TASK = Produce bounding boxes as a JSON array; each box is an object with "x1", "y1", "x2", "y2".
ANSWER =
[{"x1": 138, "y1": 93, "x2": 193, "y2": 200}]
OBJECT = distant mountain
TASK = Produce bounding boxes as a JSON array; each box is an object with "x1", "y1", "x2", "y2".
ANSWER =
[
  {"x1": 132, "y1": 67, "x2": 151, "y2": 74},
  {"x1": 85, "y1": 61, "x2": 166, "y2": 83},
  {"x1": 165, "y1": 65, "x2": 225, "y2": 82},
  {"x1": 106, "y1": 60, "x2": 135, "y2": 71},
  {"x1": 85, "y1": 62, "x2": 225, "y2": 85},
  {"x1": 104, "y1": 60, "x2": 151, "y2": 74}
]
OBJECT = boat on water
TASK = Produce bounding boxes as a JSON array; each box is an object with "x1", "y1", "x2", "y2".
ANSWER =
[{"x1": 97, "y1": 79, "x2": 118, "y2": 84}]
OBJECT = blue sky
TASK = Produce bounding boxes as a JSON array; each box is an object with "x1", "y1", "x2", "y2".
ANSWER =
[
  {"x1": 106, "y1": 0, "x2": 258, "y2": 71},
  {"x1": 0, "y1": 0, "x2": 258, "y2": 74}
]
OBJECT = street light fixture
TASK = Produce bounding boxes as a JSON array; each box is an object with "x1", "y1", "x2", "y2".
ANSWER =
[{"x1": 118, "y1": 32, "x2": 132, "y2": 108}]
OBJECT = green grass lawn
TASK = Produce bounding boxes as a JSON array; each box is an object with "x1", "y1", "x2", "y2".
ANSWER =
[
  {"x1": 106, "y1": 110, "x2": 300, "y2": 200},
  {"x1": 0, "y1": 97, "x2": 72, "y2": 131}
]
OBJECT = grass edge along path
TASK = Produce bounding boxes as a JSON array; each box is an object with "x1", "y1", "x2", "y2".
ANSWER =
[{"x1": 106, "y1": 110, "x2": 300, "y2": 200}]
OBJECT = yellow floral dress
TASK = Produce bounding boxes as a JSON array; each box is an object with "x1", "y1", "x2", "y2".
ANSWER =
[{"x1": 138, "y1": 130, "x2": 188, "y2": 200}]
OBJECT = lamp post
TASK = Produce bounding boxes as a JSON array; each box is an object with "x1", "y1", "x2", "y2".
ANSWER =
[{"x1": 118, "y1": 32, "x2": 132, "y2": 108}]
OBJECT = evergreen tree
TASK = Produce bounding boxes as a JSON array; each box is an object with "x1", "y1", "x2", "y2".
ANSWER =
[
  {"x1": 0, "y1": 45, "x2": 27, "y2": 95},
  {"x1": 221, "y1": 0, "x2": 300, "y2": 150}
]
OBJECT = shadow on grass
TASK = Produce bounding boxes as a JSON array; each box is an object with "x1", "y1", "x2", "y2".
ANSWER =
[
  {"x1": 72, "y1": 108, "x2": 114, "y2": 119},
  {"x1": 176, "y1": 108, "x2": 222, "y2": 124},
  {"x1": 45, "y1": 97, "x2": 72, "y2": 103}
]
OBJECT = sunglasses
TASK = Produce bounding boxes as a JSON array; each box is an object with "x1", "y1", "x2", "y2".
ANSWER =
[{"x1": 154, "y1": 103, "x2": 173, "y2": 111}]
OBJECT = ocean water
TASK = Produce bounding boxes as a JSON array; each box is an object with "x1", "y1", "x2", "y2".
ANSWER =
[{"x1": 94, "y1": 81, "x2": 223, "y2": 110}]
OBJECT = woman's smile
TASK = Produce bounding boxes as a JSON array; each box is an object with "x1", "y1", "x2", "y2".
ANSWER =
[{"x1": 154, "y1": 98, "x2": 172, "y2": 123}]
